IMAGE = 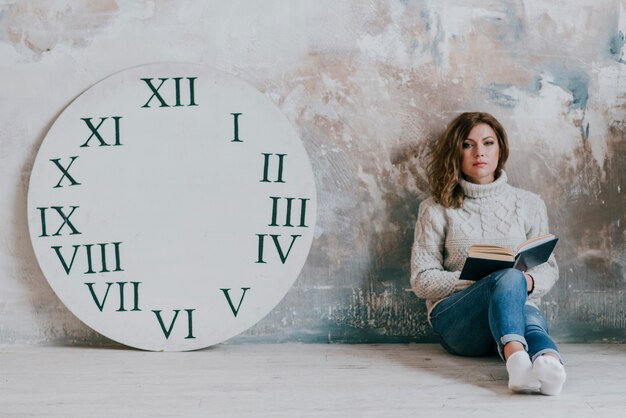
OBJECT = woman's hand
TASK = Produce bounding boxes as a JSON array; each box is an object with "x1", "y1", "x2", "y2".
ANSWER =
[{"x1": 523, "y1": 272, "x2": 535, "y2": 294}]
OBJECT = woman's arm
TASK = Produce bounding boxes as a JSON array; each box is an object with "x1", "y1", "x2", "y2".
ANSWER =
[
  {"x1": 410, "y1": 199, "x2": 473, "y2": 300},
  {"x1": 525, "y1": 199, "x2": 559, "y2": 298}
]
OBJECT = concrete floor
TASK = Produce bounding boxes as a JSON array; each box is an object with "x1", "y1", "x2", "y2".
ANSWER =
[{"x1": 1, "y1": 343, "x2": 624, "y2": 418}]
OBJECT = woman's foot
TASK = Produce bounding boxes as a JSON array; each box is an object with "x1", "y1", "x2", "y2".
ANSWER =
[
  {"x1": 533, "y1": 355, "x2": 566, "y2": 395},
  {"x1": 506, "y1": 351, "x2": 541, "y2": 392}
]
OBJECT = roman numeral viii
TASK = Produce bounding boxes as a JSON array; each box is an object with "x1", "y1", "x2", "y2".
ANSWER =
[{"x1": 51, "y1": 242, "x2": 124, "y2": 275}]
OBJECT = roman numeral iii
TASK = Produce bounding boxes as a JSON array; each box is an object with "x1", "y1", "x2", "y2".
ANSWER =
[{"x1": 268, "y1": 197, "x2": 310, "y2": 227}]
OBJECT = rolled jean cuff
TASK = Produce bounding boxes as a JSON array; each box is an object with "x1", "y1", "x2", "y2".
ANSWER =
[
  {"x1": 531, "y1": 348, "x2": 563, "y2": 364},
  {"x1": 498, "y1": 334, "x2": 528, "y2": 359}
]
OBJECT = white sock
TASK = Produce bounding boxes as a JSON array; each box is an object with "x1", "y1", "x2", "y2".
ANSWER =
[
  {"x1": 533, "y1": 355, "x2": 566, "y2": 395},
  {"x1": 506, "y1": 351, "x2": 541, "y2": 393}
]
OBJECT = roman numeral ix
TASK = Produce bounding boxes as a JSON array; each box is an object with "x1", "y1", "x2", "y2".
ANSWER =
[{"x1": 37, "y1": 206, "x2": 81, "y2": 237}]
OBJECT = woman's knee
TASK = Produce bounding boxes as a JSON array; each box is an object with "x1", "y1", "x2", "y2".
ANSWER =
[{"x1": 491, "y1": 268, "x2": 526, "y2": 291}]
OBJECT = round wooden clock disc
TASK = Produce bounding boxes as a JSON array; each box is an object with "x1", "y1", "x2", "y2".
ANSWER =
[{"x1": 27, "y1": 63, "x2": 317, "y2": 351}]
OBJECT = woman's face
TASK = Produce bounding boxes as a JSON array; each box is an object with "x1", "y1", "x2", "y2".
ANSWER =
[{"x1": 460, "y1": 123, "x2": 500, "y2": 184}]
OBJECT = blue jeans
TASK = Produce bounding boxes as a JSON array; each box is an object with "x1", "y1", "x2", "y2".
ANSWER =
[{"x1": 430, "y1": 268, "x2": 562, "y2": 362}]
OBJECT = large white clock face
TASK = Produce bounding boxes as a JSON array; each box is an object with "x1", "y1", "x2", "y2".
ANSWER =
[{"x1": 27, "y1": 63, "x2": 317, "y2": 351}]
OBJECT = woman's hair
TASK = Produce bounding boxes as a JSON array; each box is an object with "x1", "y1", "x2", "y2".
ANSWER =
[{"x1": 427, "y1": 112, "x2": 509, "y2": 208}]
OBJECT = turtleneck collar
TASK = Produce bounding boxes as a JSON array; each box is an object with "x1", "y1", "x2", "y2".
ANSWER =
[{"x1": 459, "y1": 171, "x2": 508, "y2": 199}]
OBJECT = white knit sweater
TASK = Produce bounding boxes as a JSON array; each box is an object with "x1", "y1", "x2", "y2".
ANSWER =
[{"x1": 410, "y1": 171, "x2": 558, "y2": 319}]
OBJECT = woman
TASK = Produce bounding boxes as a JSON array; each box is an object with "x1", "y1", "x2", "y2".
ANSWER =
[{"x1": 410, "y1": 112, "x2": 566, "y2": 395}]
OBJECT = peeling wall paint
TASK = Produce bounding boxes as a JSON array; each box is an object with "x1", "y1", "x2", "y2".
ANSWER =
[
  {"x1": 0, "y1": 1, "x2": 121, "y2": 57},
  {"x1": 0, "y1": 0, "x2": 624, "y2": 346}
]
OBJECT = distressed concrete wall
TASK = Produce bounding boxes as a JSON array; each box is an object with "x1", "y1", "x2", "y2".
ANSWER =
[{"x1": 0, "y1": 0, "x2": 624, "y2": 346}]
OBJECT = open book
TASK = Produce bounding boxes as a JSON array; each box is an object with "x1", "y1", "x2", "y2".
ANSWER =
[{"x1": 460, "y1": 234, "x2": 558, "y2": 281}]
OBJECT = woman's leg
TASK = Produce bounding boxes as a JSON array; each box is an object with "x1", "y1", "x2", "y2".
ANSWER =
[
  {"x1": 431, "y1": 268, "x2": 529, "y2": 356},
  {"x1": 485, "y1": 268, "x2": 529, "y2": 359},
  {"x1": 430, "y1": 277, "x2": 497, "y2": 357},
  {"x1": 523, "y1": 304, "x2": 567, "y2": 395},
  {"x1": 523, "y1": 304, "x2": 561, "y2": 361},
  {"x1": 485, "y1": 269, "x2": 541, "y2": 392},
  {"x1": 431, "y1": 268, "x2": 540, "y2": 392}
]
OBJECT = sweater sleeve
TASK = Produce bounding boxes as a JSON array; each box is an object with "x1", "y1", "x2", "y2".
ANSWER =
[
  {"x1": 525, "y1": 198, "x2": 559, "y2": 299},
  {"x1": 410, "y1": 200, "x2": 472, "y2": 300}
]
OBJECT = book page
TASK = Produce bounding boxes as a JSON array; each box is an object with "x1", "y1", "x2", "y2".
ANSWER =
[
  {"x1": 469, "y1": 245, "x2": 516, "y2": 258},
  {"x1": 467, "y1": 251, "x2": 515, "y2": 262},
  {"x1": 516, "y1": 234, "x2": 555, "y2": 253}
]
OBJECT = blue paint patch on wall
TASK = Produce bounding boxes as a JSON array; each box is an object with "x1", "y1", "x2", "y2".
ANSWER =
[
  {"x1": 420, "y1": 10, "x2": 432, "y2": 33},
  {"x1": 548, "y1": 71, "x2": 590, "y2": 110},
  {"x1": 531, "y1": 75, "x2": 543, "y2": 95},
  {"x1": 609, "y1": 30, "x2": 625, "y2": 64},
  {"x1": 483, "y1": 82, "x2": 518, "y2": 108},
  {"x1": 581, "y1": 122, "x2": 590, "y2": 140},
  {"x1": 420, "y1": 9, "x2": 444, "y2": 68},
  {"x1": 547, "y1": 70, "x2": 591, "y2": 140},
  {"x1": 497, "y1": 2, "x2": 524, "y2": 43}
]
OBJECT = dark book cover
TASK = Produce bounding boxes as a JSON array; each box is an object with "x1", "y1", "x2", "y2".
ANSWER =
[
  {"x1": 513, "y1": 237, "x2": 558, "y2": 272},
  {"x1": 460, "y1": 237, "x2": 558, "y2": 281}
]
